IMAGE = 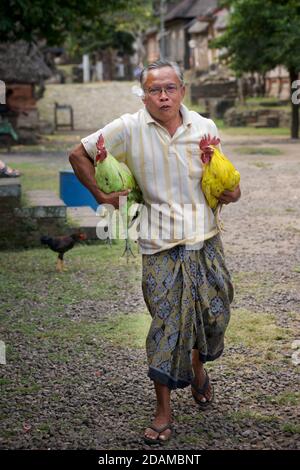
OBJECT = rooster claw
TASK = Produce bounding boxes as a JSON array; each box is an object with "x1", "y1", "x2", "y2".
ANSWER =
[{"x1": 121, "y1": 239, "x2": 135, "y2": 262}]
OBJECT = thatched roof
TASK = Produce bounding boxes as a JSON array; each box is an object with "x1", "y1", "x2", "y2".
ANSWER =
[
  {"x1": 214, "y1": 8, "x2": 229, "y2": 30},
  {"x1": 165, "y1": 0, "x2": 218, "y2": 22},
  {"x1": 0, "y1": 41, "x2": 52, "y2": 84},
  {"x1": 187, "y1": 19, "x2": 209, "y2": 34}
]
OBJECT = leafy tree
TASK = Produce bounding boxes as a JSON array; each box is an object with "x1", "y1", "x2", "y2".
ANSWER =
[
  {"x1": 0, "y1": 0, "x2": 155, "y2": 61},
  {"x1": 0, "y1": 1, "x2": 141, "y2": 44},
  {"x1": 65, "y1": 0, "x2": 155, "y2": 58},
  {"x1": 213, "y1": 0, "x2": 300, "y2": 138}
]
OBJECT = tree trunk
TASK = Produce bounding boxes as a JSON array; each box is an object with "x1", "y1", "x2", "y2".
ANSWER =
[
  {"x1": 261, "y1": 73, "x2": 266, "y2": 97},
  {"x1": 237, "y1": 76, "x2": 245, "y2": 105},
  {"x1": 290, "y1": 68, "x2": 299, "y2": 139}
]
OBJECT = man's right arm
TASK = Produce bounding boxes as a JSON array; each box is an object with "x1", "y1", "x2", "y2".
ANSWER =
[{"x1": 69, "y1": 143, "x2": 130, "y2": 209}]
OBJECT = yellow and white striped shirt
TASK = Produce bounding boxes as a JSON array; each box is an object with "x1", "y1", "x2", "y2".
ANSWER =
[{"x1": 81, "y1": 104, "x2": 219, "y2": 255}]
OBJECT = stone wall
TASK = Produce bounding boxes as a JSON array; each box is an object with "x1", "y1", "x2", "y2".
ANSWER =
[
  {"x1": 224, "y1": 107, "x2": 291, "y2": 128},
  {"x1": 0, "y1": 180, "x2": 70, "y2": 249}
]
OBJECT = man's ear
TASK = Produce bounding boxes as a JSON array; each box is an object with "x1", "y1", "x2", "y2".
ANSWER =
[{"x1": 181, "y1": 85, "x2": 186, "y2": 100}]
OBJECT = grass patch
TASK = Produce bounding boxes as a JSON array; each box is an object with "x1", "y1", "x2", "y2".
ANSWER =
[
  {"x1": 226, "y1": 308, "x2": 288, "y2": 351},
  {"x1": 37, "y1": 423, "x2": 52, "y2": 434},
  {"x1": 227, "y1": 410, "x2": 280, "y2": 424},
  {"x1": 36, "y1": 312, "x2": 150, "y2": 349},
  {"x1": 286, "y1": 208, "x2": 297, "y2": 213},
  {"x1": 0, "y1": 242, "x2": 140, "y2": 316},
  {"x1": 0, "y1": 378, "x2": 11, "y2": 386},
  {"x1": 220, "y1": 125, "x2": 289, "y2": 136},
  {"x1": 0, "y1": 243, "x2": 144, "y2": 355},
  {"x1": 93, "y1": 312, "x2": 150, "y2": 349},
  {"x1": 178, "y1": 433, "x2": 208, "y2": 445},
  {"x1": 15, "y1": 162, "x2": 63, "y2": 194},
  {"x1": 265, "y1": 391, "x2": 300, "y2": 406},
  {"x1": 281, "y1": 423, "x2": 300, "y2": 434},
  {"x1": 234, "y1": 146, "x2": 283, "y2": 156},
  {"x1": 12, "y1": 384, "x2": 41, "y2": 395},
  {"x1": 249, "y1": 161, "x2": 273, "y2": 169}
]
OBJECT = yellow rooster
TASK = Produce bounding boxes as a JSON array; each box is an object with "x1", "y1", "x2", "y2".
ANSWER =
[{"x1": 199, "y1": 134, "x2": 240, "y2": 228}]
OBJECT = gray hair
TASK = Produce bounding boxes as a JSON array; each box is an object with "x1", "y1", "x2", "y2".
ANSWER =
[{"x1": 140, "y1": 60, "x2": 184, "y2": 88}]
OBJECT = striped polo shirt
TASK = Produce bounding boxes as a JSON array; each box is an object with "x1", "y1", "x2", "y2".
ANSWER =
[{"x1": 81, "y1": 104, "x2": 219, "y2": 255}]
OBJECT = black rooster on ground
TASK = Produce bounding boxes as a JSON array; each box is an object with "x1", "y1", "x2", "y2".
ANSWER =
[{"x1": 40, "y1": 233, "x2": 87, "y2": 272}]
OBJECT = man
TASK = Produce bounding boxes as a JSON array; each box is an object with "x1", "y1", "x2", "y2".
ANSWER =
[{"x1": 69, "y1": 60, "x2": 241, "y2": 444}]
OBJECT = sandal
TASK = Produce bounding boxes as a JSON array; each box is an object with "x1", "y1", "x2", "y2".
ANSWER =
[
  {"x1": 144, "y1": 423, "x2": 173, "y2": 445},
  {"x1": 0, "y1": 165, "x2": 21, "y2": 178},
  {"x1": 191, "y1": 369, "x2": 214, "y2": 410}
]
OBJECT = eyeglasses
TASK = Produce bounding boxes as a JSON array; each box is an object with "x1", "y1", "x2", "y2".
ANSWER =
[{"x1": 145, "y1": 84, "x2": 182, "y2": 96}]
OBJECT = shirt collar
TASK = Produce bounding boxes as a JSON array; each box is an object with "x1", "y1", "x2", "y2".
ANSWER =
[{"x1": 144, "y1": 103, "x2": 192, "y2": 127}]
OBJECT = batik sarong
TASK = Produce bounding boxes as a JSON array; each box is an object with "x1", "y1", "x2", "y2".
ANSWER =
[{"x1": 142, "y1": 233, "x2": 234, "y2": 390}]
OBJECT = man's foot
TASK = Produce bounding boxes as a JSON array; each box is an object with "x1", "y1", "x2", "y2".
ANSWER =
[
  {"x1": 191, "y1": 369, "x2": 214, "y2": 409},
  {"x1": 144, "y1": 415, "x2": 172, "y2": 444}
]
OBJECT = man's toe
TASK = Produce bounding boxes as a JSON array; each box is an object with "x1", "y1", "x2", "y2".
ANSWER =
[
  {"x1": 144, "y1": 428, "x2": 159, "y2": 440},
  {"x1": 159, "y1": 429, "x2": 172, "y2": 441}
]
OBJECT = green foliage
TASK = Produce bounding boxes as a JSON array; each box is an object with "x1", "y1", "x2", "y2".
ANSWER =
[
  {"x1": 0, "y1": 0, "x2": 155, "y2": 55},
  {"x1": 213, "y1": 0, "x2": 300, "y2": 74}
]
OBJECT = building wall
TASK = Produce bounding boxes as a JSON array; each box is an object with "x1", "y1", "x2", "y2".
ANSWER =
[
  {"x1": 146, "y1": 35, "x2": 160, "y2": 63},
  {"x1": 191, "y1": 35, "x2": 209, "y2": 70},
  {"x1": 166, "y1": 25, "x2": 185, "y2": 63},
  {"x1": 266, "y1": 66, "x2": 290, "y2": 100}
]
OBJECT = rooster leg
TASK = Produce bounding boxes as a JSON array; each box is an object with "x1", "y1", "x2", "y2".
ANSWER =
[
  {"x1": 105, "y1": 236, "x2": 112, "y2": 247},
  {"x1": 61, "y1": 253, "x2": 68, "y2": 271},
  {"x1": 56, "y1": 253, "x2": 67, "y2": 272},
  {"x1": 215, "y1": 203, "x2": 225, "y2": 232},
  {"x1": 121, "y1": 237, "x2": 135, "y2": 262},
  {"x1": 56, "y1": 256, "x2": 63, "y2": 272}
]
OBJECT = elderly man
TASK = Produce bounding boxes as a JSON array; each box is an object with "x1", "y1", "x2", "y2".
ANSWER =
[{"x1": 69, "y1": 60, "x2": 240, "y2": 444}]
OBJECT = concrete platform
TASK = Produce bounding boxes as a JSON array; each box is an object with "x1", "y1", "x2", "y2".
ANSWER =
[
  {"x1": 15, "y1": 190, "x2": 66, "y2": 218},
  {"x1": 0, "y1": 177, "x2": 21, "y2": 198}
]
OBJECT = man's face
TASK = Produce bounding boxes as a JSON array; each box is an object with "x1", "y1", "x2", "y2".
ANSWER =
[{"x1": 142, "y1": 66, "x2": 185, "y2": 124}]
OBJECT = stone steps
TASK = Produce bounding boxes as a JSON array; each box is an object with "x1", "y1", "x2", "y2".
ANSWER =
[
  {"x1": 15, "y1": 190, "x2": 66, "y2": 219},
  {"x1": 0, "y1": 177, "x2": 21, "y2": 212},
  {"x1": 0, "y1": 180, "x2": 103, "y2": 246},
  {"x1": 0, "y1": 177, "x2": 21, "y2": 198}
]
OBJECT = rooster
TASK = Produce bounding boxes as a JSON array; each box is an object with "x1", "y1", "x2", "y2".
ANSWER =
[
  {"x1": 40, "y1": 233, "x2": 87, "y2": 272},
  {"x1": 199, "y1": 134, "x2": 240, "y2": 230},
  {"x1": 95, "y1": 134, "x2": 143, "y2": 259}
]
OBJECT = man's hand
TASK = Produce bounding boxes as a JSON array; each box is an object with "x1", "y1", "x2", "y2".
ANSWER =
[
  {"x1": 218, "y1": 184, "x2": 241, "y2": 204},
  {"x1": 99, "y1": 189, "x2": 131, "y2": 209}
]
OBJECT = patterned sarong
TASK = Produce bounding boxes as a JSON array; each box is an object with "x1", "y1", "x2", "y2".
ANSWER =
[{"x1": 142, "y1": 233, "x2": 234, "y2": 390}]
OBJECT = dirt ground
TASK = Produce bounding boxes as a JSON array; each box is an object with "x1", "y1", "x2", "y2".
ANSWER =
[{"x1": 1, "y1": 127, "x2": 300, "y2": 450}]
